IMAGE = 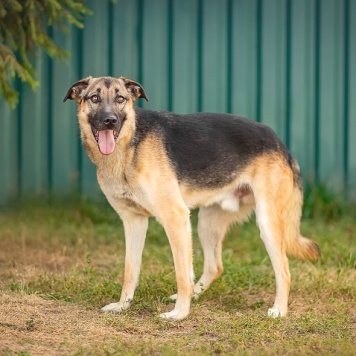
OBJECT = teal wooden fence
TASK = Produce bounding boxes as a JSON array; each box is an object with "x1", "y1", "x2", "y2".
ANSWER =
[{"x1": 1, "y1": 0, "x2": 356, "y2": 204}]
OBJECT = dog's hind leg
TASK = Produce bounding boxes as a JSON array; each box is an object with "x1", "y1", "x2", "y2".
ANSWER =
[
  {"x1": 169, "y1": 193, "x2": 255, "y2": 302},
  {"x1": 168, "y1": 204, "x2": 232, "y2": 302},
  {"x1": 194, "y1": 197, "x2": 255, "y2": 297},
  {"x1": 193, "y1": 205, "x2": 237, "y2": 297},
  {"x1": 253, "y1": 159, "x2": 294, "y2": 317},
  {"x1": 255, "y1": 199, "x2": 290, "y2": 317},
  {"x1": 101, "y1": 213, "x2": 148, "y2": 314}
]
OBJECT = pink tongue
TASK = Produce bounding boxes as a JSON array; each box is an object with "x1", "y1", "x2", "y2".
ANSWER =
[{"x1": 98, "y1": 130, "x2": 116, "y2": 155}]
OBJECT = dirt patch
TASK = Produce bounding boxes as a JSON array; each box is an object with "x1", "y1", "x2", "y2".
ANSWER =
[{"x1": 0, "y1": 292, "x2": 129, "y2": 355}]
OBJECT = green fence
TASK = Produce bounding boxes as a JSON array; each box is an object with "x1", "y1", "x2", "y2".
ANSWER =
[{"x1": 1, "y1": 0, "x2": 355, "y2": 204}]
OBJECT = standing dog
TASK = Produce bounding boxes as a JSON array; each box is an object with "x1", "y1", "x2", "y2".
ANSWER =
[{"x1": 64, "y1": 76, "x2": 320, "y2": 320}]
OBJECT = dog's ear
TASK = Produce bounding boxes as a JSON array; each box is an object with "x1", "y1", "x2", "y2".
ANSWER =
[
  {"x1": 63, "y1": 76, "x2": 92, "y2": 103},
  {"x1": 120, "y1": 77, "x2": 149, "y2": 102}
]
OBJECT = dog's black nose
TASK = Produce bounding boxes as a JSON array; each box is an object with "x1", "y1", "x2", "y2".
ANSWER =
[{"x1": 104, "y1": 116, "x2": 118, "y2": 125}]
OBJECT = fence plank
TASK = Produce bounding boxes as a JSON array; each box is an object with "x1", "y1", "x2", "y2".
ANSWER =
[
  {"x1": 171, "y1": 0, "x2": 199, "y2": 114},
  {"x1": 112, "y1": 0, "x2": 140, "y2": 79},
  {"x1": 318, "y1": 0, "x2": 345, "y2": 190},
  {"x1": 140, "y1": 0, "x2": 169, "y2": 110},
  {"x1": 51, "y1": 29, "x2": 80, "y2": 193},
  {"x1": 19, "y1": 53, "x2": 49, "y2": 195},
  {"x1": 260, "y1": 0, "x2": 287, "y2": 139},
  {"x1": 201, "y1": 0, "x2": 228, "y2": 113},
  {"x1": 0, "y1": 101, "x2": 18, "y2": 204},
  {"x1": 231, "y1": 0, "x2": 258, "y2": 119},
  {"x1": 348, "y1": 0, "x2": 356, "y2": 199},
  {"x1": 289, "y1": 0, "x2": 316, "y2": 177}
]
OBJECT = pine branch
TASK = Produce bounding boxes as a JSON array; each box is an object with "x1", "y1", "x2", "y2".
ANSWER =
[{"x1": 0, "y1": 0, "x2": 92, "y2": 108}]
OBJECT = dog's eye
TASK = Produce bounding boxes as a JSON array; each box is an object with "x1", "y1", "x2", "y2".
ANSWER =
[
  {"x1": 116, "y1": 96, "x2": 126, "y2": 104},
  {"x1": 91, "y1": 95, "x2": 99, "y2": 103}
]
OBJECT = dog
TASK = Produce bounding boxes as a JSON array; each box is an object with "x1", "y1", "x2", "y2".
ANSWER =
[{"x1": 63, "y1": 76, "x2": 320, "y2": 320}]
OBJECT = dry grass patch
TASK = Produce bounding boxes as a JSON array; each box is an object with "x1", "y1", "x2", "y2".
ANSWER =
[{"x1": 0, "y1": 292, "x2": 129, "y2": 355}]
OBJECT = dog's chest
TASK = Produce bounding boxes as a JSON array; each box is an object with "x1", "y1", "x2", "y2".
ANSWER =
[
  {"x1": 98, "y1": 173, "x2": 150, "y2": 216},
  {"x1": 97, "y1": 171, "x2": 130, "y2": 196}
]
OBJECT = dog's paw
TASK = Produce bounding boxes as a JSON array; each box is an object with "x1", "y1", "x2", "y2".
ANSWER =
[
  {"x1": 267, "y1": 308, "x2": 286, "y2": 318},
  {"x1": 159, "y1": 309, "x2": 189, "y2": 321},
  {"x1": 101, "y1": 302, "x2": 128, "y2": 314}
]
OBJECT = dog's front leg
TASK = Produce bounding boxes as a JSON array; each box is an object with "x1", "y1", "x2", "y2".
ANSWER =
[
  {"x1": 159, "y1": 207, "x2": 194, "y2": 321},
  {"x1": 101, "y1": 213, "x2": 148, "y2": 314}
]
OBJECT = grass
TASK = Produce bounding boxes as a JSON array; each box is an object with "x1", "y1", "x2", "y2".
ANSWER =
[{"x1": 0, "y1": 189, "x2": 355, "y2": 355}]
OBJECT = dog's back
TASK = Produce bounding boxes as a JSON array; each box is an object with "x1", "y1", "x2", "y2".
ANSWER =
[{"x1": 134, "y1": 108, "x2": 291, "y2": 188}]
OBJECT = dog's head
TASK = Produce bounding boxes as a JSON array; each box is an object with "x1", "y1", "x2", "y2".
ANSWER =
[{"x1": 63, "y1": 76, "x2": 148, "y2": 155}]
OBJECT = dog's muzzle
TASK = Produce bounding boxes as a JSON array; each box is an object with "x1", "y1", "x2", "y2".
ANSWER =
[{"x1": 91, "y1": 115, "x2": 122, "y2": 155}]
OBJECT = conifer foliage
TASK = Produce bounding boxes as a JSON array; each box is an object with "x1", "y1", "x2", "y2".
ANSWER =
[{"x1": 0, "y1": 0, "x2": 91, "y2": 107}]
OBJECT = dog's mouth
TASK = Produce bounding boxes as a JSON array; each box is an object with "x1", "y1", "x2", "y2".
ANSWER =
[{"x1": 91, "y1": 127, "x2": 119, "y2": 155}]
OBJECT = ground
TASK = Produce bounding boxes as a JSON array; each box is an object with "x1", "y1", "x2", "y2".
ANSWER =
[{"x1": 0, "y1": 196, "x2": 355, "y2": 355}]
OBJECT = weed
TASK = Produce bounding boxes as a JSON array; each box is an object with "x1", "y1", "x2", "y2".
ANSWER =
[
  {"x1": 25, "y1": 318, "x2": 35, "y2": 332},
  {"x1": 303, "y1": 182, "x2": 355, "y2": 221}
]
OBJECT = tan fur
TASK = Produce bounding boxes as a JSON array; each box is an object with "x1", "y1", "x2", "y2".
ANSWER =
[{"x1": 65, "y1": 76, "x2": 320, "y2": 320}]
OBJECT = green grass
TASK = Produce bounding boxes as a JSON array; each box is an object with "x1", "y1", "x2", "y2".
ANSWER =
[{"x1": 0, "y1": 189, "x2": 355, "y2": 355}]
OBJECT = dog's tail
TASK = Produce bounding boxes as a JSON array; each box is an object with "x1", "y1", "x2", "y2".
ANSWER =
[{"x1": 284, "y1": 159, "x2": 321, "y2": 260}]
